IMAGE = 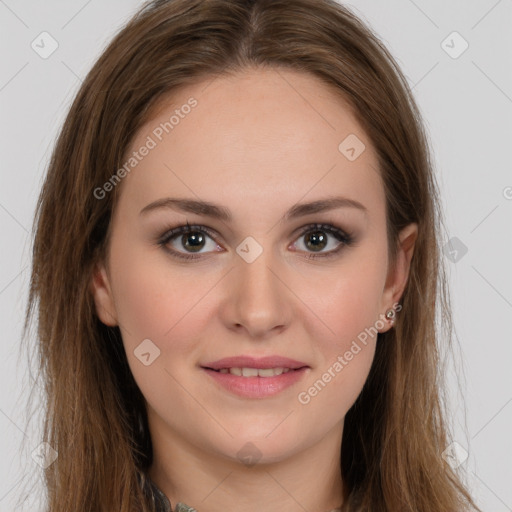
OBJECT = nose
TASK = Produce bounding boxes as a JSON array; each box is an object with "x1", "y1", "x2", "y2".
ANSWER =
[{"x1": 219, "y1": 251, "x2": 293, "y2": 339}]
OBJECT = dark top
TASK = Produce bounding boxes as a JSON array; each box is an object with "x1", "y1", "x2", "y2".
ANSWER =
[
  {"x1": 142, "y1": 473, "x2": 343, "y2": 511},
  {"x1": 142, "y1": 473, "x2": 197, "y2": 512}
]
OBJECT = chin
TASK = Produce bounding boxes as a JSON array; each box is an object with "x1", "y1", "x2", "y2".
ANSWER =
[{"x1": 211, "y1": 430, "x2": 303, "y2": 466}]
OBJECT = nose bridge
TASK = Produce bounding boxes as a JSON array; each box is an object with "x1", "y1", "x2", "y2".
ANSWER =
[
  {"x1": 238, "y1": 250, "x2": 279, "y2": 298},
  {"x1": 227, "y1": 243, "x2": 290, "y2": 334}
]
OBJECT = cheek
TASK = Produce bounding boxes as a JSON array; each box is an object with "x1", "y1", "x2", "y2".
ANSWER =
[
  {"x1": 304, "y1": 252, "x2": 387, "y2": 349},
  {"x1": 108, "y1": 247, "x2": 214, "y2": 418},
  {"x1": 295, "y1": 252, "x2": 386, "y2": 407},
  {"x1": 108, "y1": 239, "x2": 202, "y2": 349}
]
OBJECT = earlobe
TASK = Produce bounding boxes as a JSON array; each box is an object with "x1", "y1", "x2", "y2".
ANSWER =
[{"x1": 90, "y1": 262, "x2": 118, "y2": 327}]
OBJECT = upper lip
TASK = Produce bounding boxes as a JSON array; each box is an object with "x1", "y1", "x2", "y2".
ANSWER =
[{"x1": 201, "y1": 355, "x2": 309, "y2": 370}]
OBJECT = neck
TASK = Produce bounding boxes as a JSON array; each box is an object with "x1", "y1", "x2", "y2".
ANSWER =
[{"x1": 147, "y1": 413, "x2": 346, "y2": 512}]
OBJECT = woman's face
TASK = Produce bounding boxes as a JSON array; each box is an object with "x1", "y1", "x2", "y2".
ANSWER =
[{"x1": 92, "y1": 67, "x2": 416, "y2": 465}]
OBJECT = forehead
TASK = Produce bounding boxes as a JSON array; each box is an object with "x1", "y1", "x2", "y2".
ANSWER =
[{"x1": 118, "y1": 67, "x2": 384, "y2": 221}]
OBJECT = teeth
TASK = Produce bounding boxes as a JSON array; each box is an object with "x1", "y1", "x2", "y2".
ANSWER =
[{"x1": 217, "y1": 367, "x2": 292, "y2": 377}]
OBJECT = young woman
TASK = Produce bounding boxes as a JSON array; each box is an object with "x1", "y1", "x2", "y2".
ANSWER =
[{"x1": 24, "y1": 0, "x2": 481, "y2": 510}]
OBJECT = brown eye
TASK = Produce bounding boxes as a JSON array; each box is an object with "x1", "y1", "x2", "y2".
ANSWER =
[
  {"x1": 179, "y1": 231, "x2": 206, "y2": 252},
  {"x1": 292, "y1": 223, "x2": 354, "y2": 259},
  {"x1": 304, "y1": 230, "x2": 329, "y2": 252},
  {"x1": 158, "y1": 224, "x2": 221, "y2": 260}
]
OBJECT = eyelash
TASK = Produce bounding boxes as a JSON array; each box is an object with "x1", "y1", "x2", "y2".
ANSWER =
[{"x1": 157, "y1": 221, "x2": 355, "y2": 261}]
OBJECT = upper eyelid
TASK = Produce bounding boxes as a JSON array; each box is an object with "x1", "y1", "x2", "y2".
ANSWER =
[
  {"x1": 159, "y1": 223, "x2": 217, "y2": 242},
  {"x1": 159, "y1": 222, "x2": 352, "y2": 246}
]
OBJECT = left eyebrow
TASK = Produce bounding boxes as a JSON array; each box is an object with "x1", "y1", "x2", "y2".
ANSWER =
[
  {"x1": 285, "y1": 197, "x2": 368, "y2": 220},
  {"x1": 139, "y1": 196, "x2": 368, "y2": 221}
]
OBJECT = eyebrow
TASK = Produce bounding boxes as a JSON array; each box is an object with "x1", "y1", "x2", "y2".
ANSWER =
[{"x1": 139, "y1": 196, "x2": 368, "y2": 221}]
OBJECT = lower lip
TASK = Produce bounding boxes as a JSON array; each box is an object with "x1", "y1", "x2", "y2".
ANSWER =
[{"x1": 201, "y1": 367, "x2": 309, "y2": 398}]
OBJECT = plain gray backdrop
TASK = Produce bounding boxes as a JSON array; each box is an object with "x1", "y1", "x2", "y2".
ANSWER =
[{"x1": 1, "y1": 0, "x2": 511, "y2": 510}]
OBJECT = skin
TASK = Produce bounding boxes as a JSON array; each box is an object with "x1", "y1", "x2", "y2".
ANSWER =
[{"x1": 91, "y1": 67, "x2": 417, "y2": 512}]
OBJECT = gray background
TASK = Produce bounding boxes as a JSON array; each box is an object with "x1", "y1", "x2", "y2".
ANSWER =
[{"x1": 1, "y1": 0, "x2": 511, "y2": 510}]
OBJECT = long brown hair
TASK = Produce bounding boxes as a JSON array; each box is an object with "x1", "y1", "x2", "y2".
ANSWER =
[{"x1": 22, "y1": 0, "x2": 480, "y2": 510}]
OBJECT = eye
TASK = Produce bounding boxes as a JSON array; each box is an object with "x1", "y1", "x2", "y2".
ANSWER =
[
  {"x1": 158, "y1": 222, "x2": 221, "y2": 260},
  {"x1": 157, "y1": 222, "x2": 355, "y2": 261},
  {"x1": 291, "y1": 223, "x2": 354, "y2": 259}
]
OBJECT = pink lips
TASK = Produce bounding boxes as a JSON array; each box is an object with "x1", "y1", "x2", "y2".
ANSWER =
[{"x1": 200, "y1": 355, "x2": 310, "y2": 399}]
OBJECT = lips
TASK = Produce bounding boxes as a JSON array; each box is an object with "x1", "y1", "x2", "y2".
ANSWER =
[
  {"x1": 202, "y1": 366, "x2": 309, "y2": 398},
  {"x1": 201, "y1": 355, "x2": 309, "y2": 371},
  {"x1": 200, "y1": 355, "x2": 311, "y2": 398}
]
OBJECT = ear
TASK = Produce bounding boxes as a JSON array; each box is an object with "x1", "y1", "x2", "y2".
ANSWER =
[
  {"x1": 378, "y1": 223, "x2": 418, "y2": 333},
  {"x1": 90, "y1": 261, "x2": 118, "y2": 326}
]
